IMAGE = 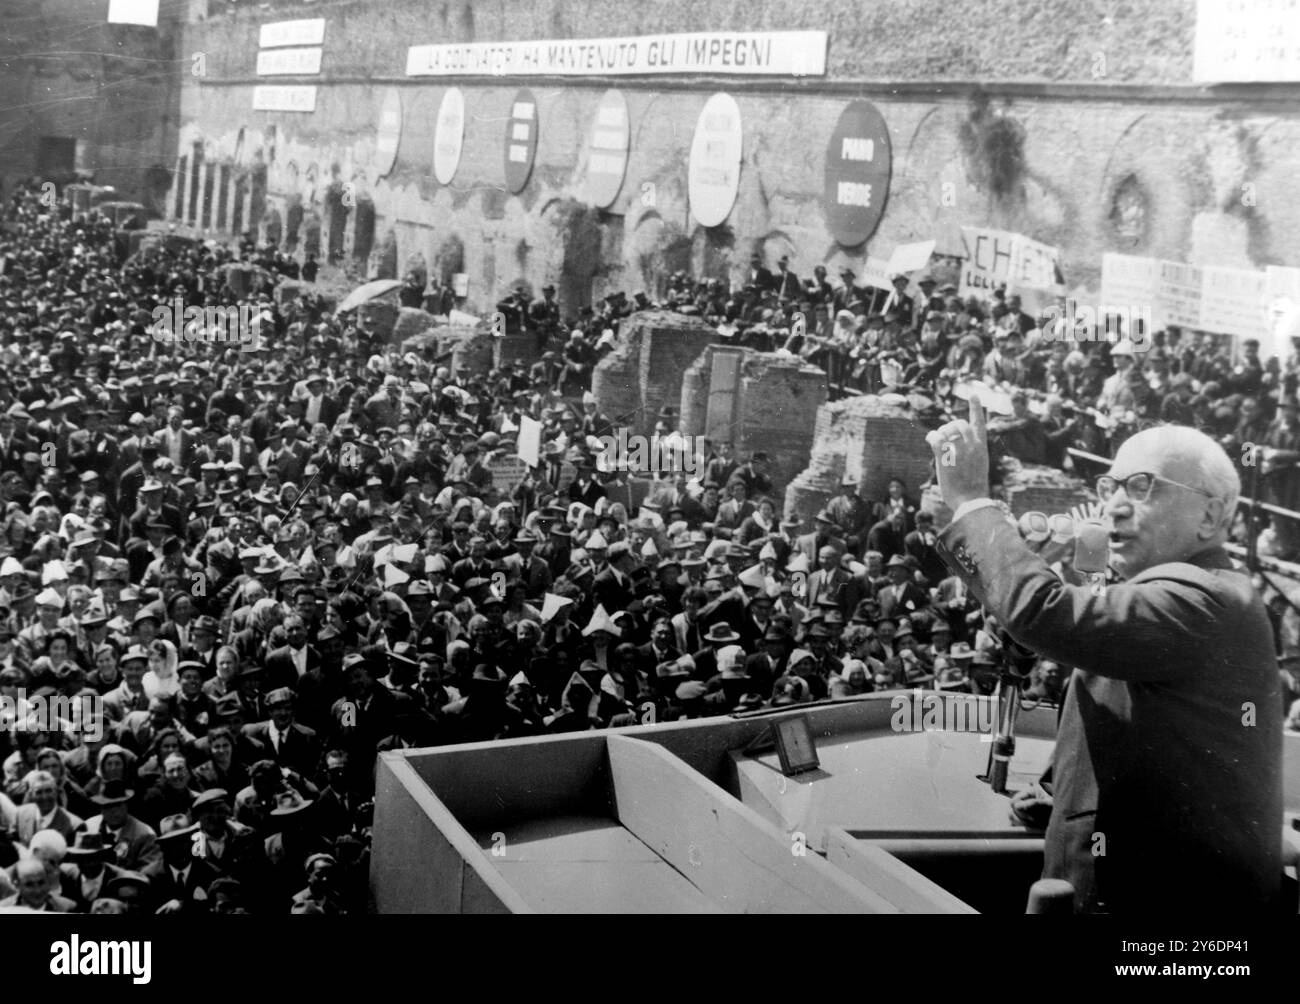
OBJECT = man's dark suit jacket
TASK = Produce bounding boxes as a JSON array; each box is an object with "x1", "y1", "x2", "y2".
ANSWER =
[
  {"x1": 937, "y1": 506, "x2": 1282, "y2": 914},
  {"x1": 241, "y1": 719, "x2": 320, "y2": 777},
  {"x1": 591, "y1": 568, "x2": 634, "y2": 614},
  {"x1": 263, "y1": 643, "x2": 322, "y2": 694}
]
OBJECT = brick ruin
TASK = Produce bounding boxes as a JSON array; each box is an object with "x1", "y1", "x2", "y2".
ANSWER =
[
  {"x1": 592, "y1": 311, "x2": 717, "y2": 429},
  {"x1": 679, "y1": 345, "x2": 827, "y2": 501}
]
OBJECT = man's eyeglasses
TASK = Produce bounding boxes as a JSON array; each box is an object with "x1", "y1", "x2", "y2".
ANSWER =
[{"x1": 1095, "y1": 472, "x2": 1217, "y2": 503}]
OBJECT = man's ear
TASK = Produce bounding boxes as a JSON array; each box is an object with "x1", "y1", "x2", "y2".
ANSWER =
[{"x1": 1200, "y1": 497, "x2": 1228, "y2": 540}]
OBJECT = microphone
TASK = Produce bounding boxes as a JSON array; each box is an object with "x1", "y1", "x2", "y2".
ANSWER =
[
  {"x1": 1073, "y1": 518, "x2": 1110, "y2": 596},
  {"x1": 1017, "y1": 511, "x2": 1050, "y2": 543}
]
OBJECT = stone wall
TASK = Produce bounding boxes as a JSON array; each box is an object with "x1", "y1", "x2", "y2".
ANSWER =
[{"x1": 155, "y1": 0, "x2": 1300, "y2": 325}]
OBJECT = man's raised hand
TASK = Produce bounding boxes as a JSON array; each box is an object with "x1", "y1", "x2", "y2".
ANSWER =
[{"x1": 925, "y1": 392, "x2": 992, "y2": 511}]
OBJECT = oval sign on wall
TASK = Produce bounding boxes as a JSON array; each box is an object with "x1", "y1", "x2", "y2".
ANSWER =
[
  {"x1": 688, "y1": 93, "x2": 742, "y2": 229},
  {"x1": 433, "y1": 87, "x2": 465, "y2": 186},
  {"x1": 824, "y1": 99, "x2": 892, "y2": 248},
  {"x1": 504, "y1": 88, "x2": 539, "y2": 195},
  {"x1": 585, "y1": 89, "x2": 630, "y2": 211},
  {"x1": 374, "y1": 88, "x2": 402, "y2": 179}
]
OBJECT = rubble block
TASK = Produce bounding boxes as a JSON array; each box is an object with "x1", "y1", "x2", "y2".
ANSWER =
[
  {"x1": 221, "y1": 263, "x2": 259, "y2": 298},
  {"x1": 359, "y1": 299, "x2": 400, "y2": 342},
  {"x1": 998, "y1": 462, "x2": 1092, "y2": 518},
  {"x1": 392, "y1": 306, "x2": 439, "y2": 345},
  {"x1": 450, "y1": 327, "x2": 496, "y2": 379},
  {"x1": 592, "y1": 311, "x2": 716, "y2": 431},
  {"x1": 495, "y1": 332, "x2": 538, "y2": 370},
  {"x1": 785, "y1": 395, "x2": 936, "y2": 529},
  {"x1": 680, "y1": 345, "x2": 826, "y2": 503}
]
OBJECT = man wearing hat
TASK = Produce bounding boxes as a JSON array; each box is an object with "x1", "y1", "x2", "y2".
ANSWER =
[
  {"x1": 190, "y1": 788, "x2": 259, "y2": 883},
  {"x1": 877, "y1": 554, "x2": 928, "y2": 619},
  {"x1": 152, "y1": 813, "x2": 220, "y2": 914},
  {"x1": 827, "y1": 473, "x2": 870, "y2": 544},
  {"x1": 501, "y1": 530, "x2": 553, "y2": 601},
  {"x1": 592, "y1": 540, "x2": 637, "y2": 613},
  {"x1": 529, "y1": 283, "x2": 562, "y2": 351},
  {"x1": 63, "y1": 831, "x2": 129, "y2": 912},
  {"x1": 81, "y1": 778, "x2": 164, "y2": 877},
  {"x1": 242, "y1": 686, "x2": 320, "y2": 777}
]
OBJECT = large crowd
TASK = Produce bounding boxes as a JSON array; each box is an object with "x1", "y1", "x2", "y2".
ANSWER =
[{"x1": 0, "y1": 175, "x2": 1296, "y2": 914}]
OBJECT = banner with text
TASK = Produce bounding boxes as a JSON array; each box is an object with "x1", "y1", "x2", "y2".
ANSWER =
[
  {"x1": 959, "y1": 228, "x2": 1062, "y2": 299},
  {"x1": 407, "y1": 31, "x2": 827, "y2": 77}
]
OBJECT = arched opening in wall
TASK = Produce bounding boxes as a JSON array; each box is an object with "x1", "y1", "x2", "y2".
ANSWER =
[
  {"x1": 187, "y1": 144, "x2": 202, "y2": 223},
  {"x1": 262, "y1": 208, "x2": 282, "y2": 248},
  {"x1": 405, "y1": 252, "x2": 428, "y2": 289},
  {"x1": 248, "y1": 166, "x2": 267, "y2": 237},
  {"x1": 232, "y1": 176, "x2": 247, "y2": 238},
  {"x1": 539, "y1": 197, "x2": 604, "y2": 318},
  {"x1": 303, "y1": 216, "x2": 322, "y2": 260},
  {"x1": 285, "y1": 198, "x2": 304, "y2": 252},
  {"x1": 630, "y1": 211, "x2": 689, "y2": 301},
  {"x1": 593, "y1": 215, "x2": 625, "y2": 305},
  {"x1": 215, "y1": 165, "x2": 231, "y2": 232},
  {"x1": 324, "y1": 185, "x2": 349, "y2": 265},
  {"x1": 691, "y1": 224, "x2": 735, "y2": 284},
  {"x1": 376, "y1": 231, "x2": 398, "y2": 279},
  {"x1": 353, "y1": 199, "x2": 376, "y2": 272},
  {"x1": 200, "y1": 161, "x2": 216, "y2": 229},
  {"x1": 173, "y1": 155, "x2": 187, "y2": 219},
  {"x1": 434, "y1": 234, "x2": 465, "y2": 287}
]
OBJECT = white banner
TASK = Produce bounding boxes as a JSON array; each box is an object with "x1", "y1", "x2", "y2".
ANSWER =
[
  {"x1": 518, "y1": 416, "x2": 542, "y2": 467},
  {"x1": 1100, "y1": 252, "x2": 1160, "y2": 321},
  {"x1": 1194, "y1": 0, "x2": 1300, "y2": 82},
  {"x1": 256, "y1": 47, "x2": 322, "y2": 76},
  {"x1": 886, "y1": 240, "x2": 935, "y2": 276},
  {"x1": 959, "y1": 227, "x2": 1061, "y2": 297},
  {"x1": 260, "y1": 19, "x2": 326, "y2": 49},
  {"x1": 407, "y1": 31, "x2": 827, "y2": 77},
  {"x1": 252, "y1": 86, "x2": 318, "y2": 113},
  {"x1": 1200, "y1": 265, "x2": 1270, "y2": 341},
  {"x1": 107, "y1": 0, "x2": 158, "y2": 26},
  {"x1": 1155, "y1": 260, "x2": 1204, "y2": 330}
]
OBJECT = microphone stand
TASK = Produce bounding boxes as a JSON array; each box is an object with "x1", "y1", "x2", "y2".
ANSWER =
[{"x1": 982, "y1": 636, "x2": 1037, "y2": 794}]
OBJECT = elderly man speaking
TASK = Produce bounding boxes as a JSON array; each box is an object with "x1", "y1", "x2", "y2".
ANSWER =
[{"x1": 928, "y1": 395, "x2": 1281, "y2": 914}]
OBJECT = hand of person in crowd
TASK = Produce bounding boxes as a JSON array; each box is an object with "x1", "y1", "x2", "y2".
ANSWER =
[
  {"x1": 1009, "y1": 782, "x2": 1053, "y2": 830},
  {"x1": 924, "y1": 393, "x2": 990, "y2": 511},
  {"x1": 156, "y1": 898, "x2": 185, "y2": 914}
]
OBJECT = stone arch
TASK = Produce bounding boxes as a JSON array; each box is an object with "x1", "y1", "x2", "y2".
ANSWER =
[
  {"x1": 262, "y1": 207, "x2": 283, "y2": 248},
  {"x1": 691, "y1": 223, "x2": 734, "y2": 283},
  {"x1": 376, "y1": 230, "x2": 398, "y2": 279},
  {"x1": 232, "y1": 173, "x2": 248, "y2": 237},
  {"x1": 303, "y1": 214, "x2": 322, "y2": 259},
  {"x1": 173, "y1": 154, "x2": 188, "y2": 220},
  {"x1": 187, "y1": 142, "x2": 203, "y2": 223},
  {"x1": 405, "y1": 251, "x2": 428, "y2": 289},
  {"x1": 284, "y1": 195, "x2": 304, "y2": 251},
  {"x1": 353, "y1": 198, "x2": 376, "y2": 270},
  {"x1": 248, "y1": 165, "x2": 267, "y2": 238},
  {"x1": 324, "y1": 183, "x2": 349, "y2": 264},
  {"x1": 215, "y1": 164, "x2": 231, "y2": 231},
  {"x1": 538, "y1": 197, "x2": 604, "y2": 315},
  {"x1": 434, "y1": 234, "x2": 465, "y2": 286}
]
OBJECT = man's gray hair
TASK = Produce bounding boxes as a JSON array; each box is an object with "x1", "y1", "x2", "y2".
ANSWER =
[{"x1": 1135, "y1": 425, "x2": 1241, "y2": 530}]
